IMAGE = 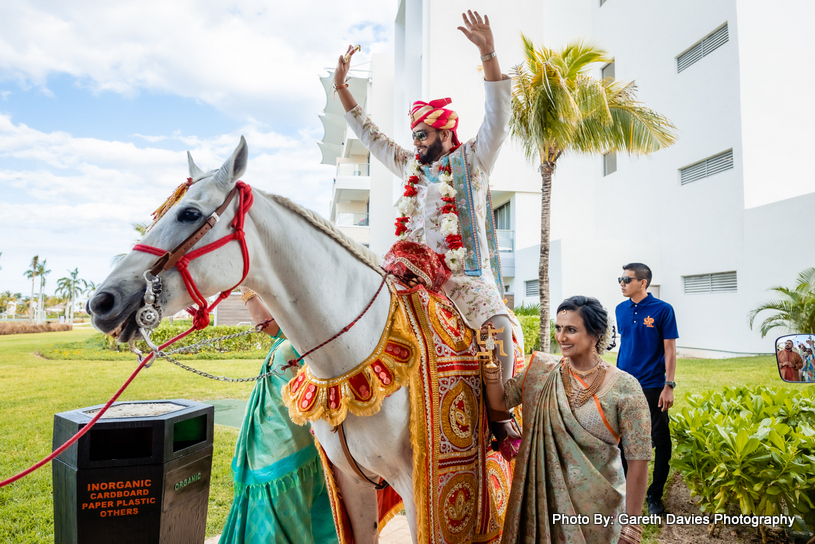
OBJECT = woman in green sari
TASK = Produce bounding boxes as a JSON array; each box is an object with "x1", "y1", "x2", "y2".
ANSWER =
[
  {"x1": 483, "y1": 296, "x2": 652, "y2": 544},
  {"x1": 219, "y1": 288, "x2": 338, "y2": 544}
]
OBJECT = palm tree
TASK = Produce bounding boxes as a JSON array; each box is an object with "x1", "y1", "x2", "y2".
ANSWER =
[
  {"x1": 56, "y1": 269, "x2": 86, "y2": 324},
  {"x1": 23, "y1": 255, "x2": 39, "y2": 322},
  {"x1": 111, "y1": 221, "x2": 151, "y2": 267},
  {"x1": 36, "y1": 260, "x2": 51, "y2": 323},
  {"x1": 749, "y1": 268, "x2": 815, "y2": 337},
  {"x1": 509, "y1": 37, "x2": 677, "y2": 352}
]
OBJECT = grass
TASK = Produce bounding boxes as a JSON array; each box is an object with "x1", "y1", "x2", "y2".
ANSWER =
[
  {"x1": 0, "y1": 330, "x2": 804, "y2": 543},
  {"x1": 601, "y1": 351, "x2": 803, "y2": 543},
  {"x1": 0, "y1": 329, "x2": 256, "y2": 542}
]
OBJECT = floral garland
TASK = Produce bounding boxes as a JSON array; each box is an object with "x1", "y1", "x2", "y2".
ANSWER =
[{"x1": 395, "y1": 154, "x2": 467, "y2": 272}]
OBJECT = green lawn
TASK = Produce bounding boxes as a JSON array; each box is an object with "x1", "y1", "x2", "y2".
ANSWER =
[
  {"x1": 0, "y1": 330, "x2": 804, "y2": 543},
  {"x1": 0, "y1": 329, "x2": 257, "y2": 543}
]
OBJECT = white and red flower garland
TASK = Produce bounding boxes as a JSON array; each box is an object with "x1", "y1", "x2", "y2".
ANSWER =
[{"x1": 395, "y1": 154, "x2": 467, "y2": 272}]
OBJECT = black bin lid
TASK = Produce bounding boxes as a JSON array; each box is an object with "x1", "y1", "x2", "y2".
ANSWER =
[{"x1": 53, "y1": 399, "x2": 214, "y2": 469}]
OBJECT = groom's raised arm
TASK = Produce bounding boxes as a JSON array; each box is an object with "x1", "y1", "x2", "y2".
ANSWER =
[{"x1": 333, "y1": 45, "x2": 410, "y2": 177}]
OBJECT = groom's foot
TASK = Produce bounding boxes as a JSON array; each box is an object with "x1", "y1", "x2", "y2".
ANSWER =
[{"x1": 490, "y1": 420, "x2": 521, "y2": 461}]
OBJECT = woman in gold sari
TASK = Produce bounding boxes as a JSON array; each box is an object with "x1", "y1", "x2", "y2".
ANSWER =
[{"x1": 484, "y1": 296, "x2": 652, "y2": 544}]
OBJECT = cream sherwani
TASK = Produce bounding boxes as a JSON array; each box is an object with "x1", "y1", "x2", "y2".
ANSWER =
[{"x1": 344, "y1": 78, "x2": 512, "y2": 329}]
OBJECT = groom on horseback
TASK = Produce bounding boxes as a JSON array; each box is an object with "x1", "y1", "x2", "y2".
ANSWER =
[{"x1": 333, "y1": 10, "x2": 521, "y2": 454}]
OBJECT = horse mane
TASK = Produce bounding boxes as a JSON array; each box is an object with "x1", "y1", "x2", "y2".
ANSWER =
[{"x1": 258, "y1": 190, "x2": 384, "y2": 274}]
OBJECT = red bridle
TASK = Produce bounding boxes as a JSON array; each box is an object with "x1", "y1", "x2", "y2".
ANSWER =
[{"x1": 134, "y1": 181, "x2": 253, "y2": 330}]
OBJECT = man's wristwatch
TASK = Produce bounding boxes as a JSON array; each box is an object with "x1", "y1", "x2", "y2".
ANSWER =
[{"x1": 665, "y1": 381, "x2": 676, "y2": 389}]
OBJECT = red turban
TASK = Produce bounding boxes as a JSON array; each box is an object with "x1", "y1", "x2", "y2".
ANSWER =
[{"x1": 410, "y1": 98, "x2": 460, "y2": 146}]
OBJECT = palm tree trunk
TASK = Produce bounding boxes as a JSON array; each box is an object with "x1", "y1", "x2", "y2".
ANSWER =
[
  {"x1": 29, "y1": 280, "x2": 35, "y2": 323},
  {"x1": 539, "y1": 161, "x2": 555, "y2": 353}
]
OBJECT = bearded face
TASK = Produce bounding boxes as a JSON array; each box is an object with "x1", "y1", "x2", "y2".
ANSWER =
[{"x1": 417, "y1": 134, "x2": 446, "y2": 165}]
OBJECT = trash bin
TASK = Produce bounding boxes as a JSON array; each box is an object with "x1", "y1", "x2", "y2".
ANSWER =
[{"x1": 52, "y1": 399, "x2": 215, "y2": 544}]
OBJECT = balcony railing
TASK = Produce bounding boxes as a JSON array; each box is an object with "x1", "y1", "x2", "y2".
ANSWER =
[
  {"x1": 337, "y1": 213, "x2": 370, "y2": 227},
  {"x1": 336, "y1": 163, "x2": 370, "y2": 177},
  {"x1": 496, "y1": 229, "x2": 514, "y2": 252}
]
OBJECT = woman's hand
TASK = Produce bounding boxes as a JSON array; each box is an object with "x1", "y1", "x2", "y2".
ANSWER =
[{"x1": 457, "y1": 10, "x2": 494, "y2": 56}]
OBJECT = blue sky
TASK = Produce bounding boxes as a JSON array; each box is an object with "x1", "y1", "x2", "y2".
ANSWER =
[{"x1": 0, "y1": 1, "x2": 393, "y2": 298}]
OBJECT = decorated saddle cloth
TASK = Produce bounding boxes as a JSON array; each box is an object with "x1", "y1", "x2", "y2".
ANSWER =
[{"x1": 282, "y1": 282, "x2": 525, "y2": 543}]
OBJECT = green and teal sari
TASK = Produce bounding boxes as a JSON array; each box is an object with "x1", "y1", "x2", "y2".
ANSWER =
[{"x1": 219, "y1": 339, "x2": 339, "y2": 544}]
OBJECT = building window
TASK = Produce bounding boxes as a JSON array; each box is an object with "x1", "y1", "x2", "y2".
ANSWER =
[
  {"x1": 494, "y1": 202, "x2": 514, "y2": 252},
  {"x1": 602, "y1": 61, "x2": 615, "y2": 80},
  {"x1": 493, "y1": 202, "x2": 510, "y2": 230},
  {"x1": 677, "y1": 23, "x2": 729, "y2": 73},
  {"x1": 603, "y1": 152, "x2": 617, "y2": 176},
  {"x1": 525, "y1": 280, "x2": 539, "y2": 297},
  {"x1": 683, "y1": 271, "x2": 737, "y2": 294},
  {"x1": 679, "y1": 149, "x2": 733, "y2": 185}
]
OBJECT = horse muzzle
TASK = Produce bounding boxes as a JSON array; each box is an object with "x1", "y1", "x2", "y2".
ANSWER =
[{"x1": 88, "y1": 285, "x2": 145, "y2": 343}]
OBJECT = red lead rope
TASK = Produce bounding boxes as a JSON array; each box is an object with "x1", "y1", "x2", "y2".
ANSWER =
[{"x1": 0, "y1": 182, "x2": 254, "y2": 489}]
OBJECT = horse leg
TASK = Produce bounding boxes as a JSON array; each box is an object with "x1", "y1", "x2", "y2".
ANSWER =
[
  {"x1": 333, "y1": 469, "x2": 380, "y2": 544},
  {"x1": 388, "y1": 475, "x2": 419, "y2": 544}
]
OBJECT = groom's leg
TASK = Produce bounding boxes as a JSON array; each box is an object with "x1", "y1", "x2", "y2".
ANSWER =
[{"x1": 486, "y1": 314, "x2": 515, "y2": 383}]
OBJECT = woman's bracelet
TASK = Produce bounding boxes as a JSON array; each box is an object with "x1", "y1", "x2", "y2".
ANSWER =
[
  {"x1": 241, "y1": 289, "x2": 258, "y2": 304},
  {"x1": 620, "y1": 524, "x2": 643, "y2": 543},
  {"x1": 482, "y1": 361, "x2": 503, "y2": 385}
]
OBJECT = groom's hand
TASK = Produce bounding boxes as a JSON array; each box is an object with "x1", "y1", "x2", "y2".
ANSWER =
[{"x1": 457, "y1": 10, "x2": 495, "y2": 56}]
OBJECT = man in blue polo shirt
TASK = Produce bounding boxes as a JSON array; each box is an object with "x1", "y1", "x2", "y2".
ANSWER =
[{"x1": 616, "y1": 262, "x2": 678, "y2": 516}]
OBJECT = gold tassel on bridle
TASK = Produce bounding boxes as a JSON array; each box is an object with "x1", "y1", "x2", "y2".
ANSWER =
[{"x1": 146, "y1": 177, "x2": 195, "y2": 232}]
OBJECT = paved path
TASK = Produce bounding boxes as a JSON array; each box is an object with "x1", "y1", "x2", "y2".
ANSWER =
[{"x1": 205, "y1": 514, "x2": 412, "y2": 543}]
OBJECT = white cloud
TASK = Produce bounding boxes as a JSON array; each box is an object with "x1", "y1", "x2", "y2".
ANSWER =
[
  {"x1": 0, "y1": 0, "x2": 390, "y2": 295},
  {"x1": 0, "y1": 1, "x2": 394, "y2": 125},
  {"x1": 0, "y1": 115, "x2": 335, "y2": 294}
]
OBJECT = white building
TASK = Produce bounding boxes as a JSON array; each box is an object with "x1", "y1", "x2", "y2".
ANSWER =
[{"x1": 321, "y1": 0, "x2": 815, "y2": 357}]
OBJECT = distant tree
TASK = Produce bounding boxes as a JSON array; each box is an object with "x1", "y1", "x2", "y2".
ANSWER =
[
  {"x1": 749, "y1": 268, "x2": 815, "y2": 337},
  {"x1": 112, "y1": 221, "x2": 150, "y2": 267},
  {"x1": 56, "y1": 268, "x2": 86, "y2": 324},
  {"x1": 36, "y1": 260, "x2": 51, "y2": 323},
  {"x1": 23, "y1": 255, "x2": 39, "y2": 322}
]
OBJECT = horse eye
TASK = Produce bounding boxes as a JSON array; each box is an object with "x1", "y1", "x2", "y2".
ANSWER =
[{"x1": 178, "y1": 208, "x2": 202, "y2": 223}]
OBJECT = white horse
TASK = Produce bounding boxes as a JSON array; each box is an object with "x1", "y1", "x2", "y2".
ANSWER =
[{"x1": 89, "y1": 138, "x2": 417, "y2": 543}]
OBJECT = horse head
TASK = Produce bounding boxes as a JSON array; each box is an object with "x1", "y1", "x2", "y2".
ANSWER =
[{"x1": 88, "y1": 138, "x2": 251, "y2": 343}]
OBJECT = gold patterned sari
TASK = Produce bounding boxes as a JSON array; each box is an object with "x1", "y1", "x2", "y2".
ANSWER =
[{"x1": 500, "y1": 357, "x2": 630, "y2": 543}]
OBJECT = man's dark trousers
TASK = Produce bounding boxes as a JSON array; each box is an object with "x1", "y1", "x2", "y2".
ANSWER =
[{"x1": 619, "y1": 387, "x2": 672, "y2": 500}]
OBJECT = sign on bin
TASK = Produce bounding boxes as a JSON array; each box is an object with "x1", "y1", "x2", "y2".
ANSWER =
[{"x1": 52, "y1": 400, "x2": 214, "y2": 544}]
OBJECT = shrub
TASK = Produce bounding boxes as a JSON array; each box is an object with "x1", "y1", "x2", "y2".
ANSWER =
[
  {"x1": 0, "y1": 322, "x2": 72, "y2": 335},
  {"x1": 672, "y1": 386, "x2": 815, "y2": 532},
  {"x1": 41, "y1": 324, "x2": 273, "y2": 361},
  {"x1": 515, "y1": 315, "x2": 557, "y2": 354},
  {"x1": 513, "y1": 301, "x2": 540, "y2": 316}
]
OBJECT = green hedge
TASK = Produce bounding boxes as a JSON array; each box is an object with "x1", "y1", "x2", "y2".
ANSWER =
[
  {"x1": 41, "y1": 323, "x2": 273, "y2": 361},
  {"x1": 672, "y1": 386, "x2": 815, "y2": 530},
  {"x1": 516, "y1": 315, "x2": 556, "y2": 354}
]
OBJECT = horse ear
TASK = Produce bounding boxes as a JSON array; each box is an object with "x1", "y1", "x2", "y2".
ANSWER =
[
  {"x1": 187, "y1": 151, "x2": 205, "y2": 180},
  {"x1": 215, "y1": 136, "x2": 248, "y2": 188}
]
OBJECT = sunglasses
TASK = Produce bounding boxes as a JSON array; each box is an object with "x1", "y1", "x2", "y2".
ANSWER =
[
  {"x1": 411, "y1": 129, "x2": 438, "y2": 142},
  {"x1": 618, "y1": 276, "x2": 642, "y2": 284}
]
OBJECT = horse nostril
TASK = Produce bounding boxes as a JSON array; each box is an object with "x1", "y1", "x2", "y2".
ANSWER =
[
  {"x1": 90, "y1": 292, "x2": 116, "y2": 315},
  {"x1": 86, "y1": 301, "x2": 91, "y2": 315}
]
